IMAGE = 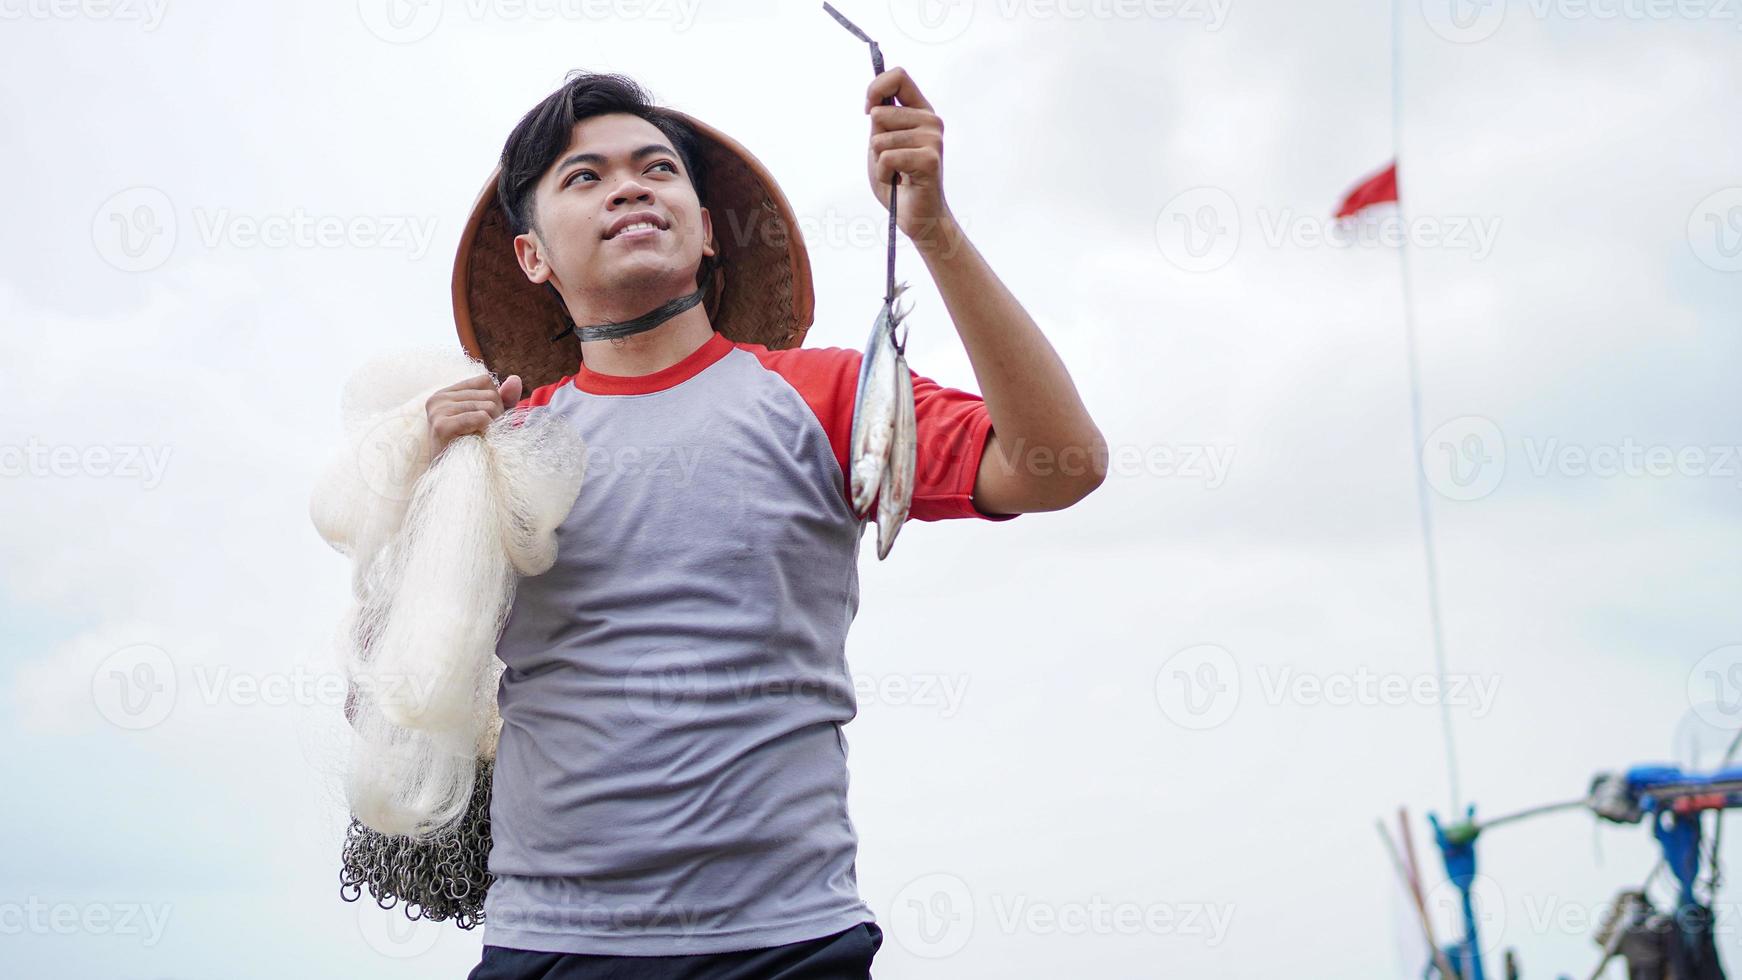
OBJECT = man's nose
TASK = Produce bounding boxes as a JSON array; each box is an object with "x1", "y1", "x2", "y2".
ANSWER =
[{"x1": 610, "y1": 179, "x2": 654, "y2": 207}]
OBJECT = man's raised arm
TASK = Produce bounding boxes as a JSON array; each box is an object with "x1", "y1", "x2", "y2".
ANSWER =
[{"x1": 865, "y1": 67, "x2": 1107, "y2": 516}]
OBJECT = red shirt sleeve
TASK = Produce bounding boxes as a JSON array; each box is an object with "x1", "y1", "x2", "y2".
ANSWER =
[
  {"x1": 507, "y1": 375, "x2": 572, "y2": 428},
  {"x1": 744, "y1": 343, "x2": 1018, "y2": 523},
  {"x1": 514, "y1": 376, "x2": 570, "y2": 412}
]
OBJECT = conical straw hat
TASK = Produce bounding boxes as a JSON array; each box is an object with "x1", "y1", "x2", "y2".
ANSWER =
[{"x1": 452, "y1": 110, "x2": 815, "y2": 390}]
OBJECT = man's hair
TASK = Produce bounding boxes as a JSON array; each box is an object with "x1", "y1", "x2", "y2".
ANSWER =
[{"x1": 497, "y1": 70, "x2": 710, "y2": 242}]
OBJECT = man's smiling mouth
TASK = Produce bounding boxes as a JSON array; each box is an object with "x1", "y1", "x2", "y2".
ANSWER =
[{"x1": 605, "y1": 212, "x2": 670, "y2": 240}]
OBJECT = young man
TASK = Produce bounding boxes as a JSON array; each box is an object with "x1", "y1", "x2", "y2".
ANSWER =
[{"x1": 440, "y1": 70, "x2": 1105, "y2": 979}]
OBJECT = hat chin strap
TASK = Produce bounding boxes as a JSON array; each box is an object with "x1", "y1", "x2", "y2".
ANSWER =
[{"x1": 550, "y1": 285, "x2": 708, "y2": 344}]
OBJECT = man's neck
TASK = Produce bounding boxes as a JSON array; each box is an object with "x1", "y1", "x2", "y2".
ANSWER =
[{"x1": 575, "y1": 301, "x2": 717, "y2": 378}]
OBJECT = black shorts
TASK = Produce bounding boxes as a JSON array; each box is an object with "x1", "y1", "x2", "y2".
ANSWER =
[{"x1": 466, "y1": 921, "x2": 884, "y2": 980}]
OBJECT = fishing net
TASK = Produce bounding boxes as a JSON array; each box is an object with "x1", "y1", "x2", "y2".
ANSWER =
[
  {"x1": 311, "y1": 346, "x2": 586, "y2": 929},
  {"x1": 339, "y1": 758, "x2": 495, "y2": 929}
]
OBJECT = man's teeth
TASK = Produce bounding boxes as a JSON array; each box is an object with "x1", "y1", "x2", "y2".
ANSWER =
[{"x1": 616, "y1": 221, "x2": 660, "y2": 236}]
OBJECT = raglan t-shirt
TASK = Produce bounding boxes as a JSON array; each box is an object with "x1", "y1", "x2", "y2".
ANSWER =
[{"x1": 481, "y1": 328, "x2": 1016, "y2": 956}]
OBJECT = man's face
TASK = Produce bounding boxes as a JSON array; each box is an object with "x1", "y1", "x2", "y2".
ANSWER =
[{"x1": 513, "y1": 112, "x2": 714, "y2": 304}]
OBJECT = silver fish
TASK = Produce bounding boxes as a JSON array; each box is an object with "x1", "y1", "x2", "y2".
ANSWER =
[
  {"x1": 875, "y1": 339, "x2": 917, "y2": 560},
  {"x1": 848, "y1": 283, "x2": 909, "y2": 517}
]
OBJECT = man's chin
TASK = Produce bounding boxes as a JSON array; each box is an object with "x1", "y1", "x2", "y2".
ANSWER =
[
  {"x1": 601, "y1": 253, "x2": 690, "y2": 284},
  {"x1": 583, "y1": 259, "x2": 696, "y2": 308}
]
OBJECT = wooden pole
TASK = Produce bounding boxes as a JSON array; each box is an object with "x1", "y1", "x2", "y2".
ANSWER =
[{"x1": 1379, "y1": 817, "x2": 1461, "y2": 979}]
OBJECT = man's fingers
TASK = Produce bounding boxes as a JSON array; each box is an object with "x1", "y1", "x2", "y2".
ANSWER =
[
  {"x1": 429, "y1": 373, "x2": 521, "y2": 455},
  {"x1": 872, "y1": 148, "x2": 942, "y2": 185},
  {"x1": 441, "y1": 399, "x2": 502, "y2": 418},
  {"x1": 868, "y1": 105, "x2": 940, "y2": 134},
  {"x1": 446, "y1": 372, "x2": 497, "y2": 392},
  {"x1": 433, "y1": 410, "x2": 494, "y2": 440},
  {"x1": 428, "y1": 373, "x2": 496, "y2": 409},
  {"x1": 865, "y1": 66, "x2": 931, "y2": 113},
  {"x1": 870, "y1": 129, "x2": 937, "y2": 153}
]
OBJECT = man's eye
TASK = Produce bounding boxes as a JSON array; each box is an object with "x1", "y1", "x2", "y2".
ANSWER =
[
  {"x1": 650, "y1": 161, "x2": 677, "y2": 174},
  {"x1": 564, "y1": 170, "x2": 597, "y2": 187}
]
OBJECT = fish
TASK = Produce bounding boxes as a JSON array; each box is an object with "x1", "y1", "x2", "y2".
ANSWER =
[
  {"x1": 875, "y1": 341, "x2": 917, "y2": 560},
  {"x1": 826, "y1": 0, "x2": 918, "y2": 558},
  {"x1": 848, "y1": 282, "x2": 909, "y2": 517}
]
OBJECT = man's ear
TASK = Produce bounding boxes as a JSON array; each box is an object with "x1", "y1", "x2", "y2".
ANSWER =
[
  {"x1": 513, "y1": 230, "x2": 551, "y2": 284},
  {"x1": 699, "y1": 206, "x2": 716, "y2": 259}
]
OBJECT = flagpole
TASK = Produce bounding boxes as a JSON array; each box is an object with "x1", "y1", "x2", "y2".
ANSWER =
[{"x1": 1392, "y1": 0, "x2": 1464, "y2": 817}]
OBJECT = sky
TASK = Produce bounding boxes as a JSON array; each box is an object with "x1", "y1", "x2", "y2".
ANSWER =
[{"x1": 2, "y1": 0, "x2": 1741, "y2": 977}]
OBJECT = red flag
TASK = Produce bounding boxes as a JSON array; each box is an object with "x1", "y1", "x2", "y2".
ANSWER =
[{"x1": 1335, "y1": 162, "x2": 1399, "y2": 218}]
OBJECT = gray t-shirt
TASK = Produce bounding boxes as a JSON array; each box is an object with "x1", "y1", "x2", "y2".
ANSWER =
[{"x1": 482, "y1": 329, "x2": 1013, "y2": 955}]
